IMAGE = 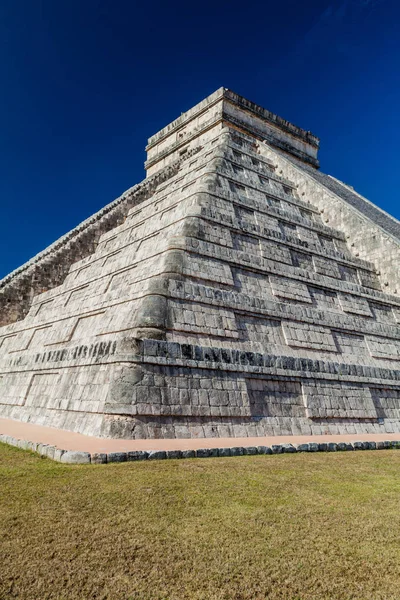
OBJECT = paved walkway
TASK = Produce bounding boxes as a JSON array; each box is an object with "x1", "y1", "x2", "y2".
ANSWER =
[{"x1": 1, "y1": 417, "x2": 400, "y2": 453}]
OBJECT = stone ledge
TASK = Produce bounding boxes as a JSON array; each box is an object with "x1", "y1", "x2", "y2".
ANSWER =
[
  {"x1": 1, "y1": 433, "x2": 400, "y2": 464},
  {"x1": 0, "y1": 147, "x2": 202, "y2": 327},
  {"x1": 141, "y1": 339, "x2": 400, "y2": 383}
]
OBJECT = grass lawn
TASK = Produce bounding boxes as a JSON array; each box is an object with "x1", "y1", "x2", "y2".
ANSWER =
[{"x1": 2, "y1": 445, "x2": 400, "y2": 599}]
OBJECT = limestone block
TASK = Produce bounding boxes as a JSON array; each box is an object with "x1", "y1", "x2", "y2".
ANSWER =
[
  {"x1": 127, "y1": 450, "x2": 149, "y2": 461},
  {"x1": 312, "y1": 256, "x2": 341, "y2": 280},
  {"x1": 338, "y1": 293, "x2": 373, "y2": 317},
  {"x1": 257, "y1": 446, "x2": 272, "y2": 454},
  {"x1": 107, "y1": 452, "x2": 127, "y2": 463},
  {"x1": 181, "y1": 449, "x2": 196, "y2": 459},
  {"x1": 148, "y1": 450, "x2": 167, "y2": 460},
  {"x1": 296, "y1": 443, "x2": 310, "y2": 452},
  {"x1": 166, "y1": 450, "x2": 182, "y2": 459},
  {"x1": 196, "y1": 448, "x2": 218, "y2": 458},
  {"x1": 243, "y1": 446, "x2": 258, "y2": 455},
  {"x1": 366, "y1": 336, "x2": 400, "y2": 361},
  {"x1": 269, "y1": 275, "x2": 312, "y2": 303},
  {"x1": 260, "y1": 240, "x2": 292, "y2": 265},
  {"x1": 60, "y1": 451, "x2": 91, "y2": 464},
  {"x1": 53, "y1": 449, "x2": 66, "y2": 461},
  {"x1": 91, "y1": 453, "x2": 107, "y2": 464},
  {"x1": 282, "y1": 322, "x2": 337, "y2": 352}
]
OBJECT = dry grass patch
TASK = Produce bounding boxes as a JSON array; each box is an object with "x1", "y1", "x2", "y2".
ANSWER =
[{"x1": 1, "y1": 444, "x2": 400, "y2": 599}]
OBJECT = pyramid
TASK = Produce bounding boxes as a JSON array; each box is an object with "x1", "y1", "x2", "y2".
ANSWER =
[{"x1": 1, "y1": 87, "x2": 400, "y2": 440}]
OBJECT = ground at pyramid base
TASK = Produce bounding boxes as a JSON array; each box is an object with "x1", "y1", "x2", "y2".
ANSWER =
[{"x1": 1, "y1": 87, "x2": 400, "y2": 441}]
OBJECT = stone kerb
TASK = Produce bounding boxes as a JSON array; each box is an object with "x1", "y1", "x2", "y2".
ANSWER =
[{"x1": 1, "y1": 432, "x2": 400, "y2": 464}]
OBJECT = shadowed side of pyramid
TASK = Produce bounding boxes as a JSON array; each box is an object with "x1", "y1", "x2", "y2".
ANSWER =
[{"x1": 1, "y1": 88, "x2": 400, "y2": 440}]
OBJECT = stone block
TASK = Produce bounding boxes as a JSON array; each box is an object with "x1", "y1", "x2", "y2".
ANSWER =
[
  {"x1": 127, "y1": 450, "x2": 149, "y2": 461},
  {"x1": 166, "y1": 450, "x2": 182, "y2": 460},
  {"x1": 296, "y1": 443, "x2": 310, "y2": 452},
  {"x1": 148, "y1": 450, "x2": 167, "y2": 460},
  {"x1": 337, "y1": 442, "x2": 354, "y2": 451},
  {"x1": 53, "y1": 449, "x2": 66, "y2": 462},
  {"x1": 91, "y1": 453, "x2": 107, "y2": 464},
  {"x1": 60, "y1": 451, "x2": 91, "y2": 464},
  {"x1": 377, "y1": 441, "x2": 392, "y2": 450},
  {"x1": 365, "y1": 441, "x2": 377, "y2": 450},
  {"x1": 230, "y1": 447, "x2": 244, "y2": 456},
  {"x1": 217, "y1": 447, "x2": 231, "y2": 457},
  {"x1": 196, "y1": 448, "x2": 218, "y2": 458},
  {"x1": 257, "y1": 446, "x2": 272, "y2": 454},
  {"x1": 281, "y1": 444, "x2": 296, "y2": 453},
  {"x1": 181, "y1": 449, "x2": 196, "y2": 459},
  {"x1": 16, "y1": 439, "x2": 31, "y2": 451},
  {"x1": 308, "y1": 443, "x2": 319, "y2": 452},
  {"x1": 353, "y1": 441, "x2": 366, "y2": 450},
  {"x1": 38, "y1": 444, "x2": 49, "y2": 456},
  {"x1": 107, "y1": 452, "x2": 127, "y2": 462},
  {"x1": 43, "y1": 445, "x2": 56, "y2": 459},
  {"x1": 243, "y1": 446, "x2": 258, "y2": 455},
  {"x1": 271, "y1": 445, "x2": 283, "y2": 454}
]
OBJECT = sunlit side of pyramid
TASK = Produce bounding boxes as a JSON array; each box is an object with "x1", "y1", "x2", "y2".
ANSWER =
[{"x1": 1, "y1": 87, "x2": 400, "y2": 439}]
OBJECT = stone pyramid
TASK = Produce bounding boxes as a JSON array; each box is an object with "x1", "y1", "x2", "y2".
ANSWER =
[{"x1": 1, "y1": 87, "x2": 400, "y2": 440}]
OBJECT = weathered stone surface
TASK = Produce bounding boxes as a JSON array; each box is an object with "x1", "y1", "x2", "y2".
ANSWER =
[
  {"x1": 337, "y1": 443, "x2": 354, "y2": 452},
  {"x1": 60, "y1": 451, "x2": 91, "y2": 464},
  {"x1": 53, "y1": 449, "x2": 66, "y2": 462},
  {"x1": 181, "y1": 449, "x2": 196, "y2": 459},
  {"x1": 365, "y1": 441, "x2": 377, "y2": 450},
  {"x1": 271, "y1": 445, "x2": 284, "y2": 454},
  {"x1": 16, "y1": 439, "x2": 31, "y2": 451},
  {"x1": 353, "y1": 441, "x2": 366, "y2": 450},
  {"x1": 308, "y1": 443, "x2": 319, "y2": 452},
  {"x1": 217, "y1": 447, "x2": 231, "y2": 457},
  {"x1": 281, "y1": 444, "x2": 297, "y2": 453},
  {"x1": 243, "y1": 446, "x2": 258, "y2": 455},
  {"x1": 91, "y1": 453, "x2": 107, "y2": 464},
  {"x1": 230, "y1": 447, "x2": 244, "y2": 456},
  {"x1": 148, "y1": 450, "x2": 167, "y2": 460},
  {"x1": 196, "y1": 448, "x2": 219, "y2": 458},
  {"x1": 1, "y1": 88, "x2": 400, "y2": 442},
  {"x1": 42, "y1": 445, "x2": 56, "y2": 459},
  {"x1": 107, "y1": 452, "x2": 127, "y2": 463},
  {"x1": 127, "y1": 450, "x2": 148, "y2": 461},
  {"x1": 296, "y1": 443, "x2": 310, "y2": 452},
  {"x1": 257, "y1": 446, "x2": 272, "y2": 455},
  {"x1": 166, "y1": 450, "x2": 182, "y2": 460},
  {"x1": 377, "y1": 441, "x2": 392, "y2": 450}
]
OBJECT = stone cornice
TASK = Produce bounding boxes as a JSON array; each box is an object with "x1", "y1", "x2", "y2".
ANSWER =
[{"x1": 147, "y1": 88, "x2": 319, "y2": 151}]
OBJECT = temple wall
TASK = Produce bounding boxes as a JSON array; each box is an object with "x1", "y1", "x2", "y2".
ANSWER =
[
  {"x1": 0, "y1": 150, "x2": 199, "y2": 328},
  {"x1": 259, "y1": 142, "x2": 400, "y2": 297}
]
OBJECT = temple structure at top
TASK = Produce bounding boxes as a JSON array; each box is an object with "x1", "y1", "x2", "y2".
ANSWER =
[{"x1": 1, "y1": 88, "x2": 400, "y2": 440}]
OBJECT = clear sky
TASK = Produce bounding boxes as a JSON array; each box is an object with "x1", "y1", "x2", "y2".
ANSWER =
[{"x1": 0, "y1": 0, "x2": 399, "y2": 278}]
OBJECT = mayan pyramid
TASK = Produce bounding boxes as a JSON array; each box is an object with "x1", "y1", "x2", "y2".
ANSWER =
[{"x1": 1, "y1": 87, "x2": 400, "y2": 440}]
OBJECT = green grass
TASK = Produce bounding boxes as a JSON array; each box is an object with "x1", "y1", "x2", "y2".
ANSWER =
[{"x1": 2, "y1": 445, "x2": 400, "y2": 599}]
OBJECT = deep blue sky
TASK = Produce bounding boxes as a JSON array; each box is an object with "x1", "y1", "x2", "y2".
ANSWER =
[{"x1": 0, "y1": 0, "x2": 399, "y2": 278}]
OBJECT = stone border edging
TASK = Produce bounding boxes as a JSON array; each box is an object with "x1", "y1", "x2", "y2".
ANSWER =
[{"x1": 1, "y1": 433, "x2": 400, "y2": 464}]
